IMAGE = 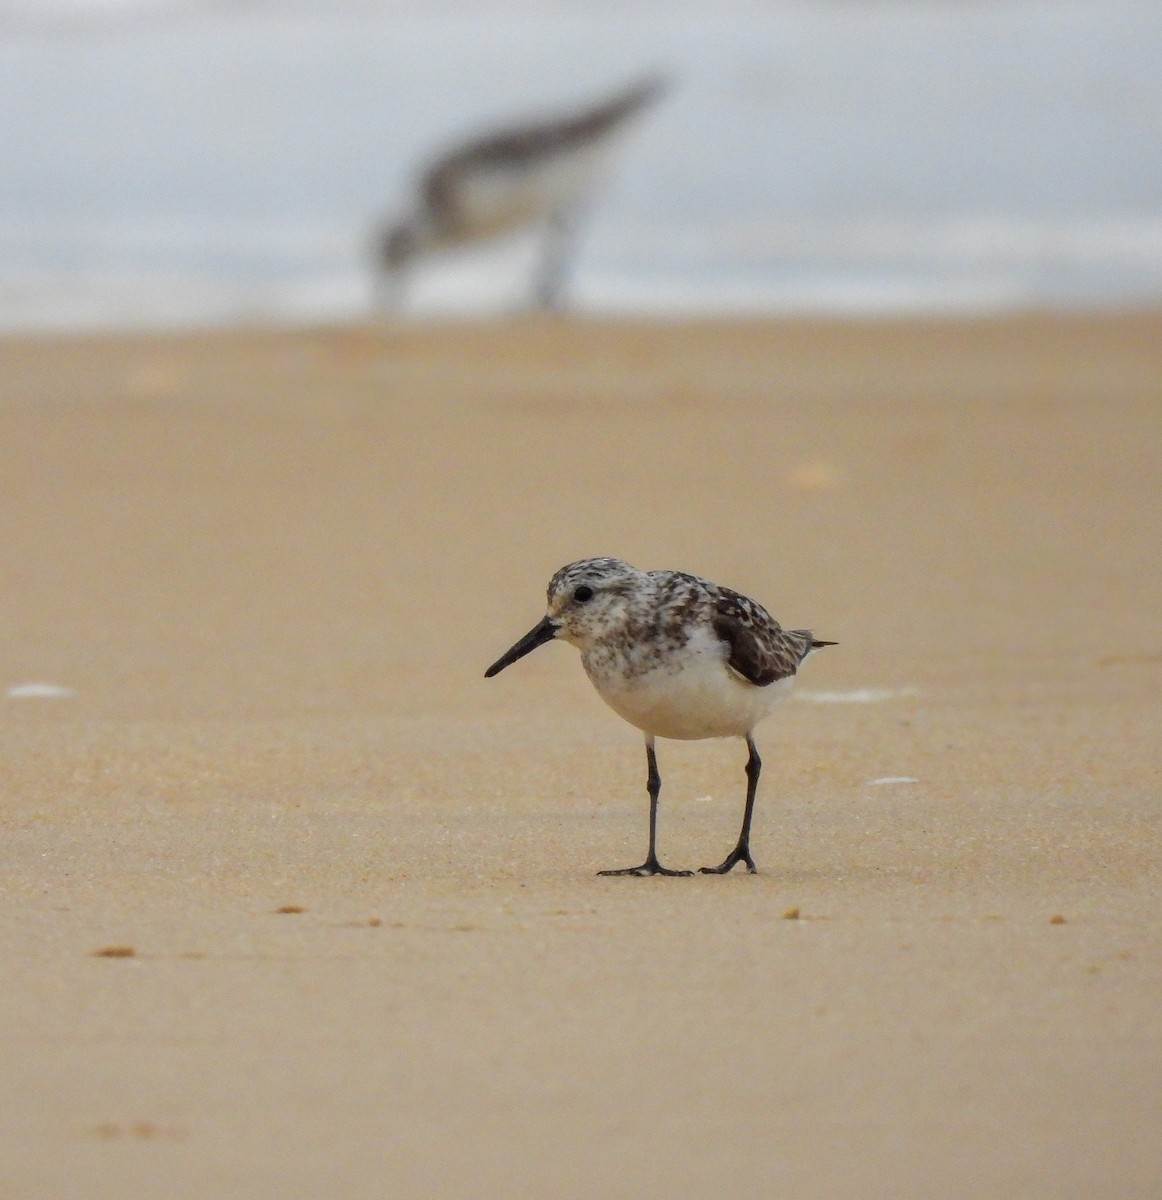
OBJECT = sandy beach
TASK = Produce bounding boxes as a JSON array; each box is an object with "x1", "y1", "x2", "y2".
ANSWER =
[{"x1": 2, "y1": 314, "x2": 1160, "y2": 1198}]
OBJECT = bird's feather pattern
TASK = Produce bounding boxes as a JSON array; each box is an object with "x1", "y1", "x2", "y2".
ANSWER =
[
  {"x1": 711, "y1": 586, "x2": 815, "y2": 686},
  {"x1": 421, "y1": 77, "x2": 666, "y2": 232}
]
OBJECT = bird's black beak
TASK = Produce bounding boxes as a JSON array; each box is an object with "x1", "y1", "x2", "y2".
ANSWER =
[{"x1": 484, "y1": 615, "x2": 560, "y2": 678}]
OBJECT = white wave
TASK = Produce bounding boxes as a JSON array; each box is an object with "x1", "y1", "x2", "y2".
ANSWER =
[
  {"x1": 607, "y1": 216, "x2": 1162, "y2": 270},
  {"x1": 796, "y1": 688, "x2": 919, "y2": 705},
  {"x1": 7, "y1": 683, "x2": 76, "y2": 698}
]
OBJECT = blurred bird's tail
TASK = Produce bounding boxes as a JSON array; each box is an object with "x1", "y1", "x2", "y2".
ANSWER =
[{"x1": 571, "y1": 73, "x2": 672, "y2": 139}]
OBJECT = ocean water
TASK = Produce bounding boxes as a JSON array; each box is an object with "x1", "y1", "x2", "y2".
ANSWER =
[{"x1": 1, "y1": 0, "x2": 1161, "y2": 328}]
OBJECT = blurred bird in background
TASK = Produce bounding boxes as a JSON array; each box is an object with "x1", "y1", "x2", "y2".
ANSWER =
[{"x1": 375, "y1": 75, "x2": 668, "y2": 313}]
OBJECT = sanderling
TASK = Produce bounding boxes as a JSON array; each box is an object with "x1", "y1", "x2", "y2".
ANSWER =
[
  {"x1": 375, "y1": 76, "x2": 667, "y2": 312},
  {"x1": 485, "y1": 558, "x2": 835, "y2": 876}
]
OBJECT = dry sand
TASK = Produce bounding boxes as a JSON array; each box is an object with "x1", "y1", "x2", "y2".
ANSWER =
[{"x1": 1, "y1": 315, "x2": 1160, "y2": 1198}]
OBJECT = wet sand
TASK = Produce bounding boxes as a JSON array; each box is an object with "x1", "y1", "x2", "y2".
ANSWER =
[{"x1": 2, "y1": 315, "x2": 1160, "y2": 1198}]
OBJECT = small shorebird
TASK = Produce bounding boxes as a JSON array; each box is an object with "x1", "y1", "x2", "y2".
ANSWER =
[
  {"x1": 375, "y1": 76, "x2": 667, "y2": 312},
  {"x1": 485, "y1": 558, "x2": 835, "y2": 876}
]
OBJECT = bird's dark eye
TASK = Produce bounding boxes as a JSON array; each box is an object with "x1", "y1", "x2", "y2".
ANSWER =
[{"x1": 574, "y1": 585, "x2": 594, "y2": 603}]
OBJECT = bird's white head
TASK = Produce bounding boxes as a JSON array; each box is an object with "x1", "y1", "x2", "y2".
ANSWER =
[
  {"x1": 484, "y1": 557, "x2": 645, "y2": 677},
  {"x1": 545, "y1": 558, "x2": 646, "y2": 648}
]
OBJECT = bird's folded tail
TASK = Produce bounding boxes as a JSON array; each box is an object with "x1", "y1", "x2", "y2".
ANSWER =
[{"x1": 791, "y1": 631, "x2": 838, "y2": 657}]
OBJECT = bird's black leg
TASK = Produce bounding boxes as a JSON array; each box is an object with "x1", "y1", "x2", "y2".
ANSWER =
[
  {"x1": 599, "y1": 738, "x2": 693, "y2": 877},
  {"x1": 701, "y1": 735, "x2": 761, "y2": 875},
  {"x1": 532, "y1": 203, "x2": 586, "y2": 312},
  {"x1": 374, "y1": 264, "x2": 408, "y2": 315}
]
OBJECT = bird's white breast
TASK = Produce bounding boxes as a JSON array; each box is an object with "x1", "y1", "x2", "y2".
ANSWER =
[
  {"x1": 446, "y1": 145, "x2": 610, "y2": 238},
  {"x1": 583, "y1": 625, "x2": 793, "y2": 741}
]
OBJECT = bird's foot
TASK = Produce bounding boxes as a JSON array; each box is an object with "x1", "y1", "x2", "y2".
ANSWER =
[
  {"x1": 598, "y1": 857, "x2": 693, "y2": 878},
  {"x1": 699, "y1": 845, "x2": 757, "y2": 875}
]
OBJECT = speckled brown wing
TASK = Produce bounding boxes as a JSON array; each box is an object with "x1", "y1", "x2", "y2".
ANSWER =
[
  {"x1": 420, "y1": 78, "x2": 666, "y2": 232},
  {"x1": 712, "y1": 587, "x2": 810, "y2": 687}
]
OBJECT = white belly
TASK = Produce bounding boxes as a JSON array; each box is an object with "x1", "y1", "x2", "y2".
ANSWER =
[
  {"x1": 586, "y1": 641, "x2": 794, "y2": 741},
  {"x1": 449, "y1": 146, "x2": 609, "y2": 237}
]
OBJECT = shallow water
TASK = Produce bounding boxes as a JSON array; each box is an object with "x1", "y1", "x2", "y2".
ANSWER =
[{"x1": 2, "y1": 0, "x2": 1160, "y2": 327}]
